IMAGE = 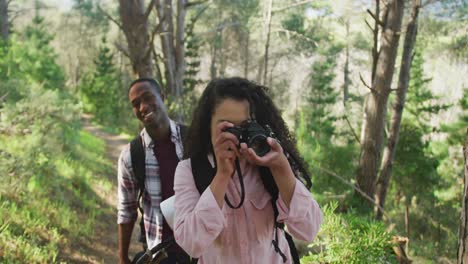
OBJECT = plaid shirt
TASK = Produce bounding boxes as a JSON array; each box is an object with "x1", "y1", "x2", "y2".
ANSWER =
[{"x1": 117, "y1": 119, "x2": 184, "y2": 251}]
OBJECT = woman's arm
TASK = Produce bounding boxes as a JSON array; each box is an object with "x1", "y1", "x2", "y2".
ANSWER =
[
  {"x1": 240, "y1": 138, "x2": 322, "y2": 242},
  {"x1": 276, "y1": 179, "x2": 322, "y2": 242},
  {"x1": 173, "y1": 160, "x2": 227, "y2": 258}
]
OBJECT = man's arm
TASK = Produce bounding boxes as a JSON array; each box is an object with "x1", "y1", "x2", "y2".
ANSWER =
[
  {"x1": 117, "y1": 148, "x2": 139, "y2": 264},
  {"x1": 119, "y1": 222, "x2": 135, "y2": 264}
]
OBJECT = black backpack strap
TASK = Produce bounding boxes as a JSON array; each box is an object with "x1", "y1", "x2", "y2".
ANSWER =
[
  {"x1": 259, "y1": 166, "x2": 300, "y2": 264},
  {"x1": 190, "y1": 154, "x2": 216, "y2": 194},
  {"x1": 130, "y1": 135, "x2": 147, "y2": 246},
  {"x1": 190, "y1": 155, "x2": 299, "y2": 263},
  {"x1": 178, "y1": 124, "x2": 188, "y2": 144},
  {"x1": 189, "y1": 154, "x2": 216, "y2": 264}
]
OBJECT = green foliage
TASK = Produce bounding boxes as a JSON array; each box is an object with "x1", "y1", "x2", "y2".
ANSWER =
[
  {"x1": 301, "y1": 202, "x2": 397, "y2": 264},
  {"x1": 404, "y1": 46, "x2": 450, "y2": 133},
  {"x1": 388, "y1": 122, "x2": 456, "y2": 259},
  {"x1": 0, "y1": 26, "x2": 114, "y2": 262},
  {"x1": 0, "y1": 16, "x2": 65, "y2": 89},
  {"x1": 173, "y1": 10, "x2": 204, "y2": 123},
  {"x1": 303, "y1": 44, "x2": 342, "y2": 143},
  {"x1": 442, "y1": 87, "x2": 468, "y2": 146},
  {"x1": 79, "y1": 37, "x2": 135, "y2": 131},
  {"x1": 72, "y1": 0, "x2": 109, "y2": 31},
  {"x1": 392, "y1": 122, "x2": 439, "y2": 199},
  {"x1": 296, "y1": 111, "x2": 357, "y2": 198},
  {"x1": 448, "y1": 34, "x2": 468, "y2": 60}
]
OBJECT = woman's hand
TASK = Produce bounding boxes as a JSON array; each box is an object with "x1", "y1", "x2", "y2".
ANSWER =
[
  {"x1": 212, "y1": 121, "x2": 240, "y2": 179},
  {"x1": 210, "y1": 121, "x2": 241, "y2": 208},
  {"x1": 239, "y1": 137, "x2": 289, "y2": 171},
  {"x1": 240, "y1": 137, "x2": 296, "y2": 207}
]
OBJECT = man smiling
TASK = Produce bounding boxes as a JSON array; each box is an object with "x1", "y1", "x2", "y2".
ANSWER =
[{"x1": 117, "y1": 78, "x2": 189, "y2": 264}]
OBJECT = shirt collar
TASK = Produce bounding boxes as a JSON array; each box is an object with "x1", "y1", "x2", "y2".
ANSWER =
[{"x1": 140, "y1": 119, "x2": 180, "y2": 149}]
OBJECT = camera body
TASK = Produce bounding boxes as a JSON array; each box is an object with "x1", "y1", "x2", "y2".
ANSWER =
[{"x1": 225, "y1": 120, "x2": 274, "y2": 157}]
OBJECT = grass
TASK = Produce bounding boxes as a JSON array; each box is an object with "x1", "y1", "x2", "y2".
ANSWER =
[{"x1": 0, "y1": 129, "x2": 114, "y2": 263}]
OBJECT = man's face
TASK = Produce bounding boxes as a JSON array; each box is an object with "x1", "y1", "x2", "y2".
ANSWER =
[{"x1": 128, "y1": 81, "x2": 168, "y2": 129}]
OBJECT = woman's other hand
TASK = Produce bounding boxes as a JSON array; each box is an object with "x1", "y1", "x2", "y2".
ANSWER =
[{"x1": 239, "y1": 137, "x2": 289, "y2": 171}]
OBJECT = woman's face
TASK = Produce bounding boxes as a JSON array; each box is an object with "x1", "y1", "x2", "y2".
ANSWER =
[{"x1": 210, "y1": 98, "x2": 250, "y2": 147}]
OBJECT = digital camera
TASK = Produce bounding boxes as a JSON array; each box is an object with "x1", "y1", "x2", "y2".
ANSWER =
[{"x1": 225, "y1": 120, "x2": 274, "y2": 157}]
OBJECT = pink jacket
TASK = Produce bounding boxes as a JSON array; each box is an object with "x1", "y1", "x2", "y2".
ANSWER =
[{"x1": 173, "y1": 156, "x2": 322, "y2": 264}]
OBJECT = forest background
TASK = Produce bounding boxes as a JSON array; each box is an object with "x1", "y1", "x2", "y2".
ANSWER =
[{"x1": 0, "y1": 0, "x2": 466, "y2": 263}]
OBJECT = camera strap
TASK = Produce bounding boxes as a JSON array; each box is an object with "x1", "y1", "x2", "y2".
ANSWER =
[{"x1": 224, "y1": 158, "x2": 245, "y2": 209}]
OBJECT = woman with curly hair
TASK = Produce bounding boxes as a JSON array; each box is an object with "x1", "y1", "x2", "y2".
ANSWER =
[{"x1": 173, "y1": 77, "x2": 322, "y2": 263}]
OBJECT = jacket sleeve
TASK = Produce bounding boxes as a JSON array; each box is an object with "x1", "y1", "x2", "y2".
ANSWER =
[
  {"x1": 276, "y1": 179, "x2": 322, "y2": 242},
  {"x1": 173, "y1": 160, "x2": 227, "y2": 258},
  {"x1": 117, "y1": 146, "x2": 138, "y2": 224}
]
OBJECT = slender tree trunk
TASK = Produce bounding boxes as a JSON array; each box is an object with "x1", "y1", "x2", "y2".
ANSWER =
[
  {"x1": 405, "y1": 203, "x2": 410, "y2": 253},
  {"x1": 356, "y1": 0, "x2": 405, "y2": 205},
  {"x1": 175, "y1": 0, "x2": 187, "y2": 98},
  {"x1": 375, "y1": 0, "x2": 421, "y2": 220},
  {"x1": 156, "y1": 0, "x2": 176, "y2": 94},
  {"x1": 371, "y1": 0, "x2": 380, "y2": 82},
  {"x1": 343, "y1": 20, "x2": 350, "y2": 105},
  {"x1": 219, "y1": 30, "x2": 226, "y2": 77},
  {"x1": 119, "y1": 0, "x2": 154, "y2": 78},
  {"x1": 244, "y1": 31, "x2": 250, "y2": 79},
  {"x1": 0, "y1": 0, "x2": 9, "y2": 41},
  {"x1": 458, "y1": 129, "x2": 468, "y2": 264},
  {"x1": 262, "y1": 0, "x2": 273, "y2": 85},
  {"x1": 156, "y1": 0, "x2": 187, "y2": 102},
  {"x1": 210, "y1": 39, "x2": 217, "y2": 79}
]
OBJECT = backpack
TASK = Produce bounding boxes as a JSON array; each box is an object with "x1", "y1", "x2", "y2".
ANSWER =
[
  {"x1": 129, "y1": 124, "x2": 188, "y2": 248},
  {"x1": 190, "y1": 154, "x2": 300, "y2": 264}
]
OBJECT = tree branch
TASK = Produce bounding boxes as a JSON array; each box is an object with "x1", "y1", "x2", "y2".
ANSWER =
[
  {"x1": 186, "y1": 0, "x2": 209, "y2": 8},
  {"x1": 276, "y1": 28, "x2": 318, "y2": 47},
  {"x1": 367, "y1": 9, "x2": 384, "y2": 27},
  {"x1": 144, "y1": 0, "x2": 156, "y2": 20},
  {"x1": 365, "y1": 19, "x2": 373, "y2": 31},
  {"x1": 0, "y1": 92, "x2": 9, "y2": 103},
  {"x1": 97, "y1": 5, "x2": 124, "y2": 31},
  {"x1": 360, "y1": 73, "x2": 377, "y2": 93},
  {"x1": 343, "y1": 114, "x2": 361, "y2": 144},
  {"x1": 273, "y1": 0, "x2": 314, "y2": 13},
  {"x1": 151, "y1": 47, "x2": 164, "y2": 87},
  {"x1": 114, "y1": 42, "x2": 130, "y2": 58},
  {"x1": 145, "y1": 21, "x2": 163, "y2": 65},
  {"x1": 317, "y1": 166, "x2": 391, "y2": 221}
]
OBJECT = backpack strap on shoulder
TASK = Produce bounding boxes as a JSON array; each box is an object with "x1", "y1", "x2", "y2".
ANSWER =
[
  {"x1": 259, "y1": 166, "x2": 300, "y2": 264},
  {"x1": 130, "y1": 135, "x2": 146, "y2": 192},
  {"x1": 190, "y1": 154, "x2": 216, "y2": 194},
  {"x1": 130, "y1": 135, "x2": 147, "y2": 246}
]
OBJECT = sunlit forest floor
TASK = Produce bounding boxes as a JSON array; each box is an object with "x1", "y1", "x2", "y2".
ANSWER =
[{"x1": 60, "y1": 115, "x2": 139, "y2": 263}]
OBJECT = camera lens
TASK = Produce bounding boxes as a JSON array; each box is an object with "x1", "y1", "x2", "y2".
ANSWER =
[{"x1": 248, "y1": 134, "x2": 270, "y2": 157}]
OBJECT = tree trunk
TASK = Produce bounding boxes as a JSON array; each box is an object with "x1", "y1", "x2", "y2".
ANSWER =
[
  {"x1": 210, "y1": 39, "x2": 217, "y2": 79},
  {"x1": 155, "y1": 0, "x2": 187, "y2": 121},
  {"x1": 458, "y1": 128, "x2": 468, "y2": 264},
  {"x1": 375, "y1": 0, "x2": 421, "y2": 220},
  {"x1": 370, "y1": 0, "x2": 380, "y2": 82},
  {"x1": 356, "y1": 0, "x2": 405, "y2": 205},
  {"x1": 405, "y1": 202, "x2": 410, "y2": 253},
  {"x1": 156, "y1": 0, "x2": 187, "y2": 99},
  {"x1": 244, "y1": 31, "x2": 250, "y2": 79},
  {"x1": 261, "y1": 0, "x2": 273, "y2": 85},
  {"x1": 174, "y1": 0, "x2": 187, "y2": 98},
  {"x1": 118, "y1": 0, "x2": 154, "y2": 78},
  {"x1": 343, "y1": 20, "x2": 350, "y2": 105},
  {"x1": 0, "y1": 0, "x2": 9, "y2": 41},
  {"x1": 156, "y1": 0, "x2": 176, "y2": 94}
]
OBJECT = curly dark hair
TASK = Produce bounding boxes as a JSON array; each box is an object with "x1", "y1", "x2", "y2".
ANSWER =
[{"x1": 184, "y1": 77, "x2": 312, "y2": 189}]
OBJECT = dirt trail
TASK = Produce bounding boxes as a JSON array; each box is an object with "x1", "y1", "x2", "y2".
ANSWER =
[{"x1": 63, "y1": 115, "x2": 141, "y2": 263}]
